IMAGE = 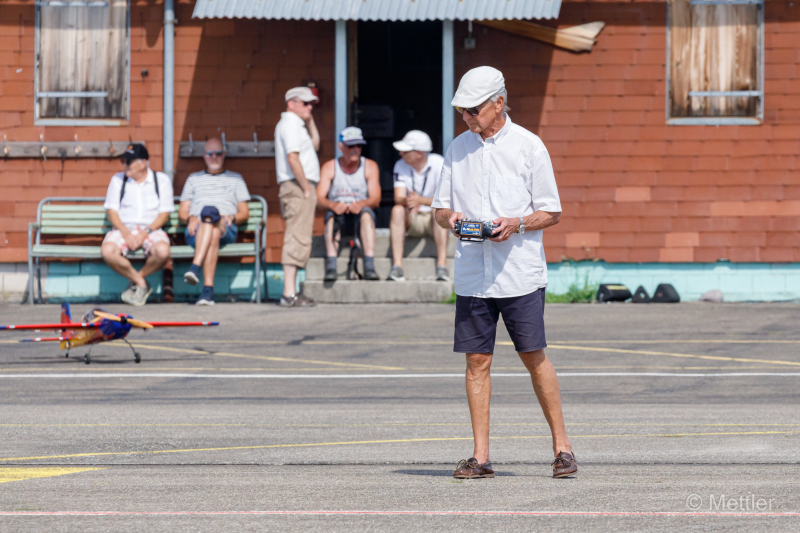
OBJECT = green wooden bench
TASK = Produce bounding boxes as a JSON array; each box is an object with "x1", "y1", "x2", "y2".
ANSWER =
[{"x1": 27, "y1": 196, "x2": 268, "y2": 304}]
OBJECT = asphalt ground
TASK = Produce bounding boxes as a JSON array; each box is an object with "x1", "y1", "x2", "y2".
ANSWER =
[{"x1": 0, "y1": 301, "x2": 799, "y2": 532}]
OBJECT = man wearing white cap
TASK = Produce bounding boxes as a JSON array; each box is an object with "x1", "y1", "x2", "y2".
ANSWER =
[
  {"x1": 388, "y1": 131, "x2": 450, "y2": 282},
  {"x1": 274, "y1": 86, "x2": 320, "y2": 307},
  {"x1": 432, "y1": 66, "x2": 576, "y2": 480},
  {"x1": 316, "y1": 127, "x2": 381, "y2": 281}
]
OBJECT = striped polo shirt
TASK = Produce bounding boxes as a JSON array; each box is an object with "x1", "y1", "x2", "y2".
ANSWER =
[{"x1": 179, "y1": 170, "x2": 251, "y2": 218}]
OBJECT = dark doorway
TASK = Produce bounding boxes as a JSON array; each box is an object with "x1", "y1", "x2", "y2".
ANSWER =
[{"x1": 354, "y1": 21, "x2": 443, "y2": 228}]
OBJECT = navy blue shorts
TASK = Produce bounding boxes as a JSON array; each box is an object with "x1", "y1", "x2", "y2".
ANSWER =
[
  {"x1": 185, "y1": 222, "x2": 238, "y2": 248},
  {"x1": 453, "y1": 288, "x2": 547, "y2": 354}
]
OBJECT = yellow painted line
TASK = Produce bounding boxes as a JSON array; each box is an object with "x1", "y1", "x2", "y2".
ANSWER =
[
  {"x1": 0, "y1": 467, "x2": 105, "y2": 484},
  {"x1": 2, "y1": 430, "x2": 799, "y2": 463},
  {"x1": 538, "y1": 344, "x2": 800, "y2": 367},
  {"x1": 125, "y1": 343, "x2": 404, "y2": 371},
  {"x1": 212, "y1": 352, "x2": 404, "y2": 371}
]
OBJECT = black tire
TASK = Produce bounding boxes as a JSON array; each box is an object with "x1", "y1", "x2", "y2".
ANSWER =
[
  {"x1": 84, "y1": 355, "x2": 91, "y2": 364},
  {"x1": 134, "y1": 353, "x2": 141, "y2": 364}
]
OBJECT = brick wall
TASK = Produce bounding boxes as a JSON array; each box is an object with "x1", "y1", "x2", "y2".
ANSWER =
[
  {"x1": 0, "y1": 1, "x2": 334, "y2": 264},
  {"x1": 455, "y1": 0, "x2": 800, "y2": 263}
]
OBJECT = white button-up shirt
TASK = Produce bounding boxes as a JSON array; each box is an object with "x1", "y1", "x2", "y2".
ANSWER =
[
  {"x1": 274, "y1": 111, "x2": 320, "y2": 184},
  {"x1": 392, "y1": 153, "x2": 444, "y2": 213},
  {"x1": 103, "y1": 168, "x2": 174, "y2": 228},
  {"x1": 432, "y1": 115, "x2": 561, "y2": 298}
]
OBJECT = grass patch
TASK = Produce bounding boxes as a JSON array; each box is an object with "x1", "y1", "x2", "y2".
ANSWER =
[
  {"x1": 545, "y1": 279, "x2": 597, "y2": 304},
  {"x1": 445, "y1": 291, "x2": 457, "y2": 304}
]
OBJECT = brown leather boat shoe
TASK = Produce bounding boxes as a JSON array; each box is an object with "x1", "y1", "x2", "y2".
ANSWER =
[
  {"x1": 552, "y1": 451, "x2": 578, "y2": 478},
  {"x1": 453, "y1": 458, "x2": 495, "y2": 479}
]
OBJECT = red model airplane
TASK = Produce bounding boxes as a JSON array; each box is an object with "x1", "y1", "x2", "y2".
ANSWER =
[{"x1": 0, "y1": 303, "x2": 219, "y2": 364}]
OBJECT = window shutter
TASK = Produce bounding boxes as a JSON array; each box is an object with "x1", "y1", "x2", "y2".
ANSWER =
[
  {"x1": 668, "y1": 0, "x2": 762, "y2": 121},
  {"x1": 37, "y1": 0, "x2": 129, "y2": 120}
]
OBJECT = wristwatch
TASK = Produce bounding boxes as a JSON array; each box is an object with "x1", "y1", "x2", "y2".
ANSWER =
[
  {"x1": 145, "y1": 227, "x2": 153, "y2": 235},
  {"x1": 518, "y1": 217, "x2": 525, "y2": 234}
]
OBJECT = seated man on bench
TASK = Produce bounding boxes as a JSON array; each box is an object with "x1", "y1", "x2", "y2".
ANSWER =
[
  {"x1": 316, "y1": 127, "x2": 381, "y2": 281},
  {"x1": 178, "y1": 138, "x2": 251, "y2": 305},
  {"x1": 101, "y1": 143, "x2": 174, "y2": 306}
]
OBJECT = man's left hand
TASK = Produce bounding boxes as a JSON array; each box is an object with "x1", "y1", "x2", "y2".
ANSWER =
[
  {"x1": 132, "y1": 230, "x2": 148, "y2": 250},
  {"x1": 347, "y1": 202, "x2": 363, "y2": 215},
  {"x1": 488, "y1": 217, "x2": 521, "y2": 242},
  {"x1": 223, "y1": 215, "x2": 234, "y2": 227}
]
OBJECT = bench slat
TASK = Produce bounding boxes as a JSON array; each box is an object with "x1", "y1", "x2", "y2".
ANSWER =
[{"x1": 32, "y1": 243, "x2": 257, "y2": 259}]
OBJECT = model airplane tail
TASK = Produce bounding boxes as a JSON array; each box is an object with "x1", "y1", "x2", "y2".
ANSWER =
[{"x1": 60, "y1": 302, "x2": 72, "y2": 324}]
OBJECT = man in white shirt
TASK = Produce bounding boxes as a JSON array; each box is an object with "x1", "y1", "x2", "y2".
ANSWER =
[
  {"x1": 388, "y1": 130, "x2": 450, "y2": 282},
  {"x1": 432, "y1": 67, "x2": 576, "y2": 480},
  {"x1": 274, "y1": 86, "x2": 320, "y2": 307},
  {"x1": 101, "y1": 144, "x2": 174, "y2": 306}
]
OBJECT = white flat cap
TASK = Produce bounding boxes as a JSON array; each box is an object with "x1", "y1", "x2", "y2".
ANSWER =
[
  {"x1": 339, "y1": 126, "x2": 367, "y2": 146},
  {"x1": 451, "y1": 66, "x2": 505, "y2": 108},
  {"x1": 285, "y1": 86, "x2": 319, "y2": 103},
  {"x1": 393, "y1": 130, "x2": 432, "y2": 152}
]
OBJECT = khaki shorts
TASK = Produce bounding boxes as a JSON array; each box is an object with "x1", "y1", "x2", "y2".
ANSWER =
[
  {"x1": 279, "y1": 180, "x2": 317, "y2": 268},
  {"x1": 407, "y1": 211, "x2": 434, "y2": 237}
]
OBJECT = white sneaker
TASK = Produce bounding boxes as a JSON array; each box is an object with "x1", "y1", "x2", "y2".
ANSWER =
[{"x1": 386, "y1": 265, "x2": 405, "y2": 282}]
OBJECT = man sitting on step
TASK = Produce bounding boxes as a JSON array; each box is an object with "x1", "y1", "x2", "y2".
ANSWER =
[
  {"x1": 316, "y1": 127, "x2": 381, "y2": 282},
  {"x1": 388, "y1": 130, "x2": 450, "y2": 282},
  {"x1": 178, "y1": 138, "x2": 251, "y2": 305}
]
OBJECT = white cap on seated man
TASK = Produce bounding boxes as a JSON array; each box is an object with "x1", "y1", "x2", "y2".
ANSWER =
[{"x1": 388, "y1": 130, "x2": 450, "y2": 282}]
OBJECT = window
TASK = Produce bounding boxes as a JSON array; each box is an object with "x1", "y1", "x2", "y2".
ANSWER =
[
  {"x1": 35, "y1": 0, "x2": 129, "y2": 125},
  {"x1": 667, "y1": 0, "x2": 764, "y2": 125}
]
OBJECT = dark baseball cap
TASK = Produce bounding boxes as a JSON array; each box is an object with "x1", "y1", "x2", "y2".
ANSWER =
[
  {"x1": 200, "y1": 206, "x2": 221, "y2": 224},
  {"x1": 121, "y1": 143, "x2": 149, "y2": 161}
]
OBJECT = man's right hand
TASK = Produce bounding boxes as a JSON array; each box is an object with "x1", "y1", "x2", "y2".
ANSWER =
[
  {"x1": 332, "y1": 202, "x2": 348, "y2": 216},
  {"x1": 448, "y1": 211, "x2": 465, "y2": 236},
  {"x1": 122, "y1": 230, "x2": 140, "y2": 251},
  {"x1": 302, "y1": 186, "x2": 311, "y2": 199},
  {"x1": 187, "y1": 217, "x2": 200, "y2": 237}
]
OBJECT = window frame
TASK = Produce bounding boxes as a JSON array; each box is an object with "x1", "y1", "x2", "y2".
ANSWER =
[
  {"x1": 665, "y1": 0, "x2": 765, "y2": 126},
  {"x1": 34, "y1": 0, "x2": 131, "y2": 126}
]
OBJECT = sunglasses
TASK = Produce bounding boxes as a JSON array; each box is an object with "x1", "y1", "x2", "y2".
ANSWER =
[
  {"x1": 205, "y1": 150, "x2": 224, "y2": 157},
  {"x1": 121, "y1": 158, "x2": 136, "y2": 165},
  {"x1": 293, "y1": 98, "x2": 314, "y2": 108},
  {"x1": 455, "y1": 104, "x2": 484, "y2": 117}
]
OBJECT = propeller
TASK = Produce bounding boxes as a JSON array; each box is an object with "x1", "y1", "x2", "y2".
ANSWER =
[{"x1": 93, "y1": 311, "x2": 154, "y2": 330}]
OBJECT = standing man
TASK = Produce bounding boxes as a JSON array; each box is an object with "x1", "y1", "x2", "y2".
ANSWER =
[
  {"x1": 101, "y1": 144, "x2": 173, "y2": 306},
  {"x1": 179, "y1": 138, "x2": 251, "y2": 306},
  {"x1": 432, "y1": 67, "x2": 576, "y2": 479},
  {"x1": 275, "y1": 86, "x2": 320, "y2": 307},
  {"x1": 316, "y1": 127, "x2": 381, "y2": 281},
  {"x1": 388, "y1": 130, "x2": 449, "y2": 282}
]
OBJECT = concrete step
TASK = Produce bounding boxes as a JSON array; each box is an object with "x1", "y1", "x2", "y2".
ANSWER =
[
  {"x1": 305, "y1": 257, "x2": 454, "y2": 281},
  {"x1": 303, "y1": 280, "x2": 453, "y2": 303},
  {"x1": 311, "y1": 234, "x2": 455, "y2": 259}
]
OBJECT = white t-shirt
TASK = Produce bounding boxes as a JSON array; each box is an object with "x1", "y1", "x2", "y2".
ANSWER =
[
  {"x1": 432, "y1": 115, "x2": 561, "y2": 299},
  {"x1": 392, "y1": 153, "x2": 444, "y2": 213},
  {"x1": 180, "y1": 170, "x2": 251, "y2": 217},
  {"x1": 103, "y1": 168, "x2": 174, "y2": 228},
  {"x1": 274, "y1": 111, "x2": 320, "y2": 184}
]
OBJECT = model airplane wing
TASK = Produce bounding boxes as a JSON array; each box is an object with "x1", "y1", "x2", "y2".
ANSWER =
[
  {"x1": 20, "y1": 336, "x2": 70, "y2": 342},
  {"x1": 146, "y1": 321, "x2": 219, "y2": 327},
  {"x1": 0, "y1": 323, "x2": 100, "y2": 331}
]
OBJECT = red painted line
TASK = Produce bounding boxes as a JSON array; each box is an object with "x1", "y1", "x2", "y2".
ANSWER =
[{"x1": 0, "y1": 511, "x2": 798, "y2": 517}]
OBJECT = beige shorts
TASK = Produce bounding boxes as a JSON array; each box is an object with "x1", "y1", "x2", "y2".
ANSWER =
[
  {"x1": 407, "y1": 211, "x2": 434, "y2": 237},
  {"x1": 279, "y1": 180, "x2": 318, "y2": 268},
  {"x1": 103, "y1": 225, "x2": 170, "y2": 257}
]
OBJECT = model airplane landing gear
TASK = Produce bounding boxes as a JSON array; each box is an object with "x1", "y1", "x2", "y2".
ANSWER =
[
  {"x1": 84, "y1": 345, "x2": 94, "y2": 365},
  {"x1": 123, "y1": 339, "x2": 141, "y2": 363}
]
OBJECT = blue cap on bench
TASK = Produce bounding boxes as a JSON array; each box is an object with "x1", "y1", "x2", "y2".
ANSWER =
[{"x1": 200, "y1": 206, "x2": 221, "y2": 224}]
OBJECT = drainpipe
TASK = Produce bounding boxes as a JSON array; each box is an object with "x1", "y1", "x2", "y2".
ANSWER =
[
  {"x1": 163, "y1": 0, "x2": 175, "y2": 177},
  {"x1": 334, "y1": 20, "x2": 347, "y2": 158},
  {"x1": 442, "y1": 20, "x2": 454, "y2": 152}
]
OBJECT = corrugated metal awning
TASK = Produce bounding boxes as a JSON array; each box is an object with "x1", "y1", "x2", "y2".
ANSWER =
[{"x1": 192, "y1": 0, "x2": 562, "y2": 21}]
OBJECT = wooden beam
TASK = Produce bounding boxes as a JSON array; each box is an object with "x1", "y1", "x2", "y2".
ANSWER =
[{"x1": 476, "y1": 20, "x2": 605, "y2": 53}]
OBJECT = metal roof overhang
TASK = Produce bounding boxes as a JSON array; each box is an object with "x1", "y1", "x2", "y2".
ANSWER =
[{"x1": 191, "y1": 0, "x2": 562, "y2": 21}]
